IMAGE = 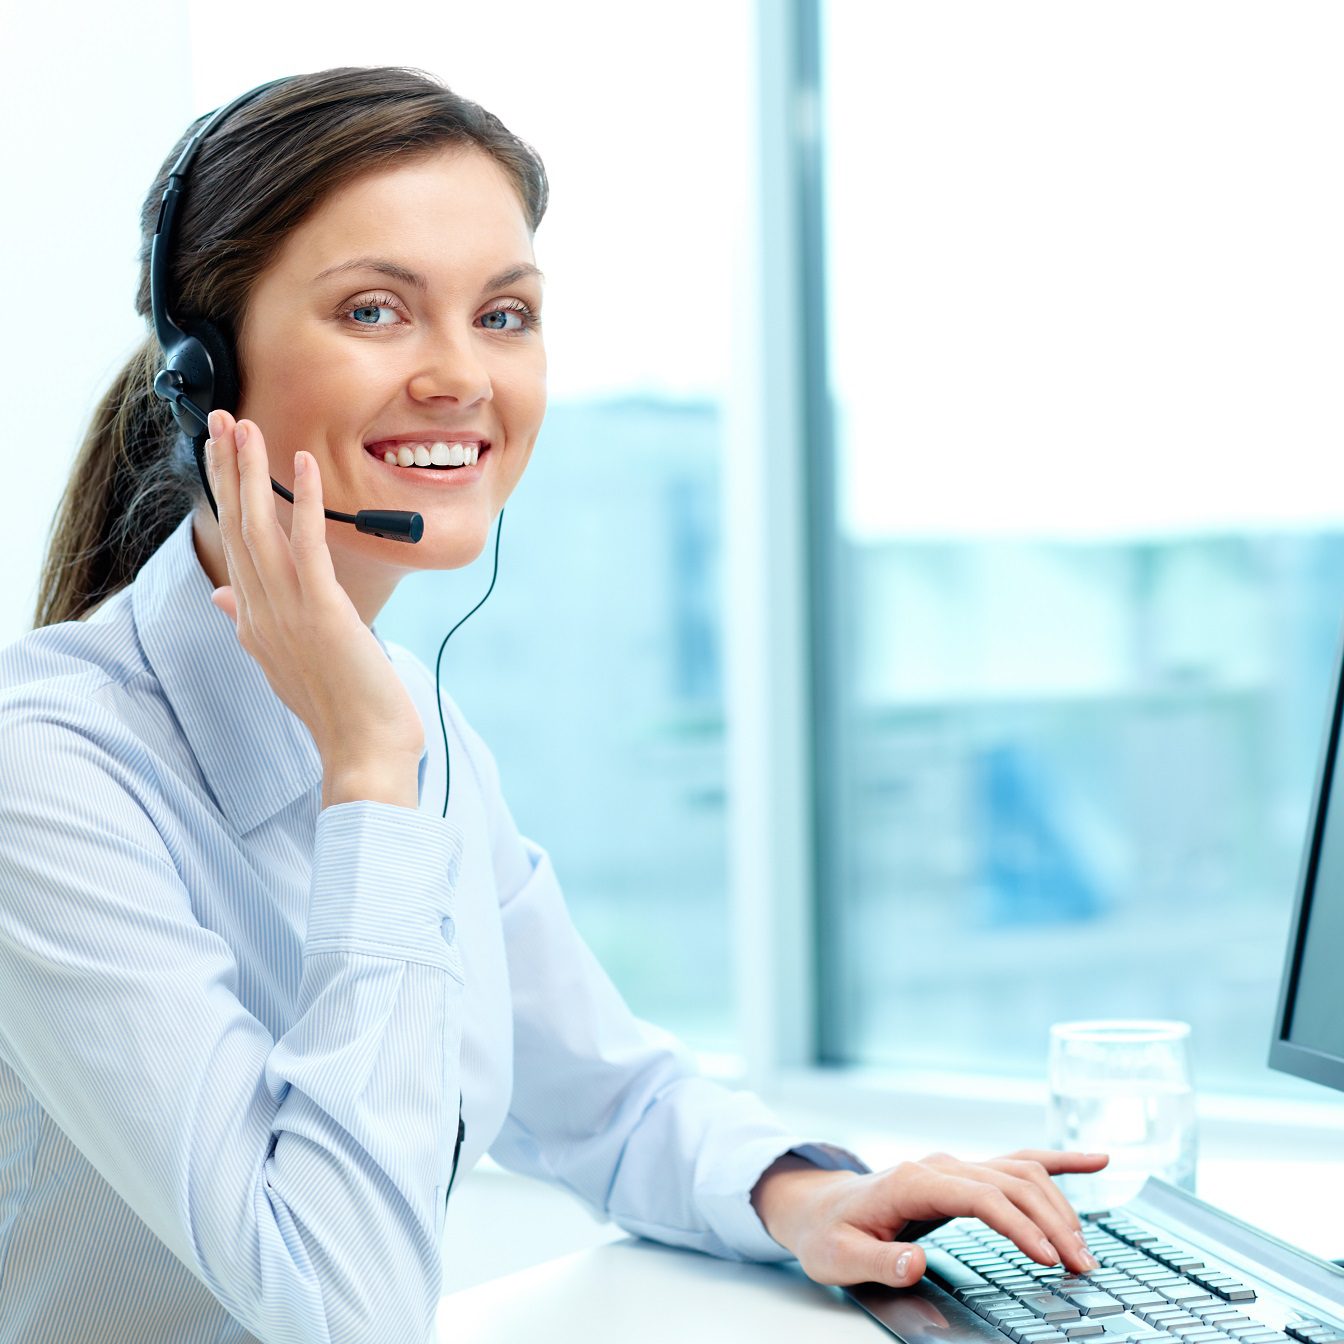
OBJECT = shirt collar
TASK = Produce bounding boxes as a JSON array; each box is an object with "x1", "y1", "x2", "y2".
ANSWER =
[{"x1": 131, "y1": 512, "x2": 426, "y2": 833}]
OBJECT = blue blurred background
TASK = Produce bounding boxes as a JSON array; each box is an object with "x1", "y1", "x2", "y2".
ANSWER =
[{"x1": 9, "y1": 0, "x2": 1344, "y2": 1112}]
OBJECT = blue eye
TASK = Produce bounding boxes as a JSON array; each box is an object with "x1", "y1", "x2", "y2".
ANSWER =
[
  {"x1": 341, "y1": 293, "x2": 539, "y2": 332},
  {"x1": 481, "y1": 301, "x2": 539, "y2": 333},
  {"x1": 349, "y1": 301, "x2": 399, "y2": 326}
]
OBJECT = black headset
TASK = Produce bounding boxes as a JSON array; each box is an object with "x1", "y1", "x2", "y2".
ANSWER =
[
  {"x1": 148, "y1": 75, "x2": 507, "y2": 831},
  {"x1": 149, "y1": 76, "x2": 424, "y2": 544}
]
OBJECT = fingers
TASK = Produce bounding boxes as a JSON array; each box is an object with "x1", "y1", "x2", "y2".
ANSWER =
[
  {"x1": 881, "y1": 1159, "x2": 1086, "y2": 1273},
  {"x1": 1007, "y1": 1148, "x2": 1110, "y2": 1175},
  {"x1": 206, "y1": 410, "x2": 302, "y2": 638},
  {"x1": 288, "y1": 450, "x2": 338, "y2": 598},
  {"x1": 952, "y1": 1159, "x2": 1098, "y2": 1273},
  {"x1": 204, "y1": 411, "x2": 262, "y2": 627},
  {"x1": 230, "y1": 415, "x2": 296, "y2": 607}
]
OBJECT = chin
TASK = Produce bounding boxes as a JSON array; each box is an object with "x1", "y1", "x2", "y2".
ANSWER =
[{"x1": 426, "y1": 511, "x2": 498, "y2": 570}]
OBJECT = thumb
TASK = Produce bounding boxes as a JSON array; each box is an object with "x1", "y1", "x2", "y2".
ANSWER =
[
  {"x1": 826, "y1": 1227, "x2": 926, "y2": 1288},
  {"x1": 878, "y1": 1239, "x2": 926, "y2": 1288},
  {"x1": 209, "y1": 586, "x2": 237, "y2": 622}
]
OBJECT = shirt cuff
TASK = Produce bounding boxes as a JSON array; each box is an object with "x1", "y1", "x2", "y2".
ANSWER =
[
  {"x1": 305, "y1": 800, "x2": 465, "y2": 978},
  {"x1": 701, "y1": 1134, "x2": 873, "y2": 1263}
]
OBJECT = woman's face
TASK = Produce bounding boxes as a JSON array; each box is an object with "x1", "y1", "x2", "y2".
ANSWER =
[{"x1": 230, "y1": 145, "x2": 546, "y2": 612}]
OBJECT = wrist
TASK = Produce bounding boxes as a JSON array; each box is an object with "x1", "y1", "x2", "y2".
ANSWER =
[
  {"x1": 749, "y1": 1152, "x2": 855, "y2": 1254},
  {"x1": 321, "y1": 757, "x2": 421, "y2": 809}
]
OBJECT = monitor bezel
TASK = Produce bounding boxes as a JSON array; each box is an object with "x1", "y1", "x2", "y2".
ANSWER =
[{"x1": 1268, "y1": 605, "x2": 1344, "y2": 1094}]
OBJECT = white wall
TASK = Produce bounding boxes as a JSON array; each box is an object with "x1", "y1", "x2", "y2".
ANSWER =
[{"x1": 0, "y1": 0, "x2": 194, "y2": 639}]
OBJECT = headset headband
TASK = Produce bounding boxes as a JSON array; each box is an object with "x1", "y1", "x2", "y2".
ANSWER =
[{"x1": 149, "y1": 77, "x2": 291, "y2": 431}]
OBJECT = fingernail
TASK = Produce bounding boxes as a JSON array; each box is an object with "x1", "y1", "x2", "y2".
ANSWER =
[
  {"x1": 1082, "y1": 1251, "x2": 1100, "y2": 1270},
  {"x1": 235, "y1": 422, "x2": 249, "y2": 450},
  {"x1": 894, "y1": 1250, "x2": 913, "y2": 1280},
  {"x1": 294, "y1": 451, "x2": 305, "y2": 478},
  {"x1": 208, "y1": 409, "x2": 223, "y2": 439},
  {"x1": 1040, "y1": 1238, "x2": 1060, "y2": 1264}
]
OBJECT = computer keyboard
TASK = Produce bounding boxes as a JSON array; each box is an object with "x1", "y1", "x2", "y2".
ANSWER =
[{"x1": 921, "y1": 1208, "x2": 1343, "y2": 1344}]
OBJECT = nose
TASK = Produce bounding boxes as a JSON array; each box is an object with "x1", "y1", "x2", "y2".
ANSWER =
[{"x1": 407, "y1": 330, "x2": 493, "y2": 405}]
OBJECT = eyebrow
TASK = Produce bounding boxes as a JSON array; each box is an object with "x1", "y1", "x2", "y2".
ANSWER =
[{"x1": 312, "y1": 256, "x2": 544, "y2": 293}]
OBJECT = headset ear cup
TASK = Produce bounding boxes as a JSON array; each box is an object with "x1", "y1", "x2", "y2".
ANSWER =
[{"x1": 182, "y1": 317, "x2": 240, "y2": 419}]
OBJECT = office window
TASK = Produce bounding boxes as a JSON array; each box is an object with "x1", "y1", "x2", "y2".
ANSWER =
[
  {"x1": 816, "y1": 2, "x2": 1344, "y2": 1090},
  {"x1": 184, "y1": 2, "x2": 764, "y2": 1052}
]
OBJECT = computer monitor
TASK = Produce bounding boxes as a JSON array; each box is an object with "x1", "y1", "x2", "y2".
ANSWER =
[{"x1": 1269, "y1": 620, "x2": 1344, "y2": 1095}]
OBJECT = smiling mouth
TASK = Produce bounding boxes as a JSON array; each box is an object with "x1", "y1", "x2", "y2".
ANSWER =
[{"x1": 365, "y1": 441, "x2": 488, "y2": 470}]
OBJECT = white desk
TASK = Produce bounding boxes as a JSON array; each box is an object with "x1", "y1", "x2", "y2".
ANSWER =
[
  {"x1": 439, "y1": 1157, "x2": 1341, "y2": 1344},
  {"x1": 438, "y1": 1238, "x2": 865, "y2": 1343}
]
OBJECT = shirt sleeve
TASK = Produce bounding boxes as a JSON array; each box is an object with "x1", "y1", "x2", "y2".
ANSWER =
[
  {"x1": 0, "y1": 695, "x2": 465, "y2": 1344},
  {"x1": 451, "y1": 709, "x2": 872, "y2": 1263}
]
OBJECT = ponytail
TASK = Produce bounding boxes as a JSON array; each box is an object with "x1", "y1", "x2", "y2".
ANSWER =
[{"x1": 32, "y1": 338, "x2": 197, "y2": 630}]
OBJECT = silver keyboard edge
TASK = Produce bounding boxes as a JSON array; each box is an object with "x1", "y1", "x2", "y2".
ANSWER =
[{"x1": 1119, "y1": 1177, "x2": 1344, "y2": 1325}]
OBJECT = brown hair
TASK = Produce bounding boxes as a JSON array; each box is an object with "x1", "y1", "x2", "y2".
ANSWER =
[{"x1": 33, "y1": 66, "x2": 547, "y2": 630}]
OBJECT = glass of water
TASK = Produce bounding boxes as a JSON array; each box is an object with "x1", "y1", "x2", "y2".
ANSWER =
[{"x1": 1047, "y1": 1019, "x2": 1197, "y2": 1212}]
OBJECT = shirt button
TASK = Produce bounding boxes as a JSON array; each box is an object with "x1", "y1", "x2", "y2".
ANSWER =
[{"x1": 440, "y1": 915, "x2": 456, "y2": 944}]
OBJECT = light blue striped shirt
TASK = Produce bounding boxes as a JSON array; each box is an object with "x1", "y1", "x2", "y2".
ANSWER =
[{"x1": 0, "y1": 511, "x2": 867, "y2": 1343}]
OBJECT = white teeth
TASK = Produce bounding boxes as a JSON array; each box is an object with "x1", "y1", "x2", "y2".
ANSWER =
[{"x1": 374, "y1": 441, "x2": 486, "y2": 468}]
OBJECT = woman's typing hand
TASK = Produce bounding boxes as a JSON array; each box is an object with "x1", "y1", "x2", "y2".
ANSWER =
[
  {"x1": 203, "y1": 409, "x2": 427, "y2": 793},
  {"x1": 750, "y1": 1147, "x2": 1109, "y2": 1290}
]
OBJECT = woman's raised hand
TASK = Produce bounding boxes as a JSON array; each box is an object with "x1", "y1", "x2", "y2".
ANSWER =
[
  {"x1": 752, "y1": 1147, "x2": 1110, "y2": 1290},
  {"x1": 203, "y1": 409, "x2": 428, "y2": 788}
]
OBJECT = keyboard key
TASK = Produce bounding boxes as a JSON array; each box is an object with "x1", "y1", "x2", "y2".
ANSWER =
[
  {"x1": 1066, "y1": 1293, "x2": 1126, "y2": 1318},
  {"x1": 1286, "y1": 1325, "x2": 1344, "y2": 1344},
  {"x1": 926, "y1": 1251, "x2": 991, "y2": 1294},
  {"x1": 1120, "y1": 1294, "x2": 1173, "y2": 1309},
  {"x1": 1064, "y1": 1326, "x2": 1108, "y2": 1339},
  {"x1": 1139, "y1": 1310, "x2": 1192, "y2": 1327},
  {"x1": 1161, "y1": 1287, "x2": 1218, "y2": 1307},
  {"x1": 1021, "y1": 1294, "x2": 1083, "y2": 1323}
]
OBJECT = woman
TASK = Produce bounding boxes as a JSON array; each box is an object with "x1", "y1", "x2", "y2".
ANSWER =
[{"x1": 2, "y1": 67, "x2": 1105, "y2": 1343}]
